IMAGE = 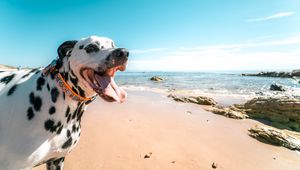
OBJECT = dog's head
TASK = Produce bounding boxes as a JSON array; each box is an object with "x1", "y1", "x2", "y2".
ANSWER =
[{"x1": 57, "y1": 36, "x2": 129, "y2": 103}]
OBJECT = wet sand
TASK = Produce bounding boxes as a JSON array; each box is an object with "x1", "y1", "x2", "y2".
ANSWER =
[{"x1": 34, "y1": 90, "x2": 300, "y2": 170}]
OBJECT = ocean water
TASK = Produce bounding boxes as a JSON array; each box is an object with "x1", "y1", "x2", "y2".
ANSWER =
[{"x1": 115, "y1": 71, "x2": 300, "y2": 100}]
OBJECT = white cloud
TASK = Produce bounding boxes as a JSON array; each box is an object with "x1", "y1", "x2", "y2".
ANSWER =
[
  {"x1": 128, "y1": 36, "x2": 300, "y2": 71},
  {"x1": 246, "y1": 12, "x2": 294, "y2": 22}
]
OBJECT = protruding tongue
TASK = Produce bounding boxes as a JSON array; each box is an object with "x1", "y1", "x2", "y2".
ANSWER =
[{"x1": 94, "y1": 74, "x2": 127, "y2": 103}]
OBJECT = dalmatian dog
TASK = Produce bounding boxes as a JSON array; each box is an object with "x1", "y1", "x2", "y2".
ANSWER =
[{"x1": 0, "y1": 36, "x2": 129, "y2": 170}]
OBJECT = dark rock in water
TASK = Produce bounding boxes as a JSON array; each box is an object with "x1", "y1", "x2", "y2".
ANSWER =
[
  {"x1": 255, "y1": 91, "x2": 264, "y2": 95},
  {"x1": 249, "y1": 124, "x2": 300, "y2": 151},
  {"x1": 270, "y1": 83, "x2": 285, "y2": 91},
  {"x1": 291, "y1": 69, "x2": 300, "y2": 77},
  {"x1": 150, "y1": 76, "x2": 163, "y2": 82},
  {"x1": 168, "y1": 94, "x2": 217, "y2": 106},
  {"x1": 236, "y1": 97, "x2": 300, "y2": 132},
  {"x1": 242, "y1": 71, "x2": 292, "y2": 78}
]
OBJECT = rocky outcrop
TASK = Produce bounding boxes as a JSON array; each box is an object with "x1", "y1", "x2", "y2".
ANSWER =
[
  {"x1": 242, "y1": 72, "x2": 292, "y2": 78},
  {"x1": 242, "y1": 70, "x2": 300, "y2": 78},
  {"x1": 150, "y1": 76, "x2": 163, "y2": 82},
  {"x1": 291, "y1": 69, "x2": 300, "y2": 77},
  {"x1": 168, "y1": 94, "x2": 217, "y2": 106},
  {"x1": 206, "y1": 106, "x2": 248, "y2": 119},
  {"x1": 236, "y1": 97, "x2": 300, "y2": 132},
  {"x1": 269, "y1": 83, "x2": 285, "y2": 91},
  {"x1": 249, "y1": 124, "x2": 300, "y2": 151}
]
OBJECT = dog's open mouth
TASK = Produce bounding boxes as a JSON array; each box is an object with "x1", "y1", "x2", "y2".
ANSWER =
[{"x1": 81, "y1": 65, "x2": 127, "y2": 103}]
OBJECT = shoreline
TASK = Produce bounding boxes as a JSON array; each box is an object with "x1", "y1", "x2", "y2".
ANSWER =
[{"x1": 34, "y1": 89, "x2": 300, "y2": 170}]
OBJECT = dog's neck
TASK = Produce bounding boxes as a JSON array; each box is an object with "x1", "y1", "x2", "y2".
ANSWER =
[{"x1": 55, "y1": 56, "x2": 97, "y2": 101}]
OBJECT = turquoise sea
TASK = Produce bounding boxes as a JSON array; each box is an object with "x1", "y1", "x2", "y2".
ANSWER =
[{"x1": 115, "y1": 71, "x2": 300, "y2": 101}]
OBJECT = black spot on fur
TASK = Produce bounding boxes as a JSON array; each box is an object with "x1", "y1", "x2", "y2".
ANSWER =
[
  {"x1": 45, "y1": 119, "x2": 54, "y2": 131},
  {"x1": 27, "y1": 107, "x2": 34, "y2": 120},
  {"x1": 70, "y1": 76, "x2": 78, "y2": 87},
  {"x1": 77, "y1": 110, "x2": 84, "y2": 121},
  {"x1": 67, "y1": 130, "x2": 71, "y2": 138},
  {"x1": 46, "y1": 157, "x2": 65, "y2": 170},
  {"x1": 85, "y1": 99, "x2": 93, "y2": 105},
  {"x1": 50, "y1": 87, "x2": 59, "y2": 103},
  {"x1": 84, "y1": 43, "x2": 100, "y2": 53},
  {"x1": 62, "y1": 137, "x2": 73, "y2": 149},
  {"x1": 36, "y1": 77, "x2": 45, "y2": 91},
  {"x1": 75, "y1": 103, "x2": 85, "y2": 121},
  {"x1": 72, "y1": 124, "x2": 76, "y2": 132},
  {"x1": 72, "y1": 102, "x2": 83, "y2": 120},
  {"x1": 71, "y1": 86, "x2": 78, "y2": 94},
  {"x1": 77, "y1": 86, "x2": 85, "y2": 97},
  {"x1": 71, "y1": 111, "x2": 76, "y2": 120},
  {"x1": 62, "y1": 92, "x2": 65, "y2": 100},
  {"x1": 0, "y1": 74, "x2": 15, "y2": 84},
  {"x1": 46, "y1": 83, "x2": 50, "y2": 91},
  {"x1": 7, "y1": 84, "x2": 18, "y2": 96},
  {"x1": 57, "y1": 121, "x2": 62, "y2": 128},
  {"x1": 65, "y1": 106, "x2": 70, "y2": 117},
  {"x1": 44, "y1": 119, "x2": 63, "y2": 133},
  {"x1": 57, "y1": 125, "x2": 63, "y2": 135},
  {"x1": 29, "y1": 92, "x2": 42, "y2": 111},
  {"x1": 63, "y1": 72, "x2": 69, "y2": 82},
  {"x1": 67, "y1": 114, "x2": 71, "y2": 123},
  {"x1": 49, "y1": 106, "x2": 56, "y2": 115}
]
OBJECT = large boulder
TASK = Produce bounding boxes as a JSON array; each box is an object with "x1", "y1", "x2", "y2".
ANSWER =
[
  {"x1": 168, "y1": 94, "x2": 217, "y2": 106},
  {"x1": 249, "y1": 124, "x2": 300, "y2": 151},
  {"x1": 291, "y1": 69, "x2": 300, "y2": 77},
  {"x1": 269, "y1": 83, "x2": 285, "y2": 91},
  {"x1": 150, "y1": 76, "x2": 163, "y2": 82},
  {"x1": 236, "y1": 97, "x2": 300, "y2": 132}
]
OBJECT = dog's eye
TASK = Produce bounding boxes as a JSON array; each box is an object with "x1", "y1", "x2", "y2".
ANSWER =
[
  {"x1": 79, "y1": 45, "x2": 84, "y2": 50},
  {"x1": 84, "y1": 43, "x2": 100, "y2": 53}
]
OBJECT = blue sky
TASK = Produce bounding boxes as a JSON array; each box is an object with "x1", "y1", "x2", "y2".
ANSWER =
[{"x1": 0, "y1": 0, "x2": 299, "y2": 71}]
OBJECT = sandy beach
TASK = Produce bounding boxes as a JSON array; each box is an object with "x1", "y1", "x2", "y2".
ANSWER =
[{"x1": 33, "y1": 90, "x2": 300, "y2": 170}]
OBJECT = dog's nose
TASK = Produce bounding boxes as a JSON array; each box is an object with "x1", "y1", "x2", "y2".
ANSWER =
[{"x1": 112, "y1": 48, "x2": 129, "y2": 59}]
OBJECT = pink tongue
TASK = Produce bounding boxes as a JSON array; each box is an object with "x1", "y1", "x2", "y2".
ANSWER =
[{"x1": 94, "y1": 74, "x2": 127, "y2": 103}]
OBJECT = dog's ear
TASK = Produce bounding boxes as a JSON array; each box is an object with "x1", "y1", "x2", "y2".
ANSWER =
[{"x1": 57, "y1": 40, "x2": 78, "y2": 59}]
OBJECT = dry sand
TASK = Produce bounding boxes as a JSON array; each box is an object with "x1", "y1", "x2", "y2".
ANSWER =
[{"x1": 34, "y1": 90, "x2": 300, "y2": 170}]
